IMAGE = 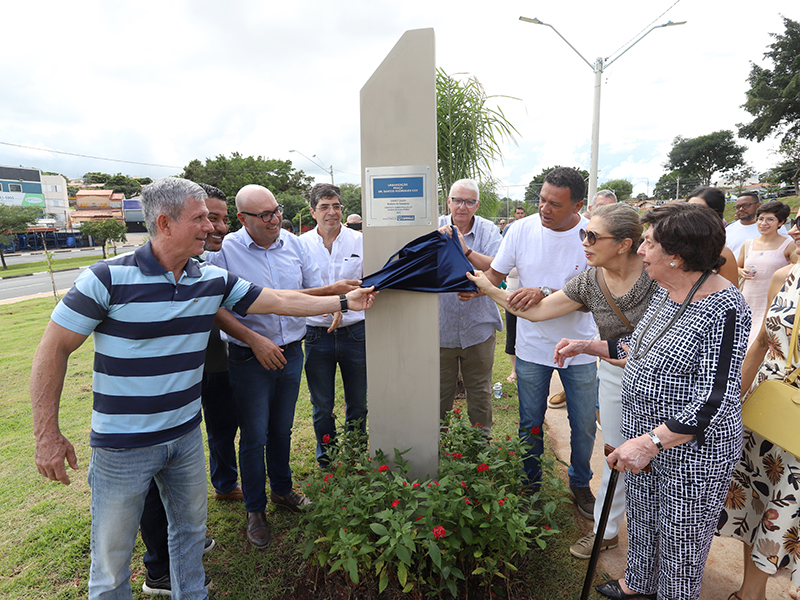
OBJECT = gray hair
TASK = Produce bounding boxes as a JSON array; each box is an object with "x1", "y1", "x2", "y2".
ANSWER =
[
  {"x1": 593, "y1": 189, "x2": 617, "y2": 203},
  {"x1": 346, "y1": 213, "x2": 362, "y2": 223},
  {"x1": 141, "y1": 177, "x2": 207, "y2": 237},
  {"x1": 591, "y1": 203, "x2": 643, "y2": 253},
  {"x1": 449, "y1": 178, "x2": 480, "y2": 201}
]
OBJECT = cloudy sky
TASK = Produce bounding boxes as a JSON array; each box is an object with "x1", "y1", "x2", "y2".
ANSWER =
[{"x1": 2, "y1": 0, "x2": 795, "y2": 199}]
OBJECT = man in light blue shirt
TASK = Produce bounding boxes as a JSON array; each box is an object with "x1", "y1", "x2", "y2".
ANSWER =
[
  {"x1": 438, "y1": 179, "x2": 503, "y2": 437},
  {"x1": 207, "y1": 184, "x2": 357, "y2": 549}
]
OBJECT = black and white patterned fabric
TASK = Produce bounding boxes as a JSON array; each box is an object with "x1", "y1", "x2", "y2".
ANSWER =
[{"x1": 614, "y1": 284, "x2": 751, "y2": 599}]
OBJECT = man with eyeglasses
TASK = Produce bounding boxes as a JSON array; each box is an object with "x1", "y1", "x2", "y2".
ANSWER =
[
  {"x1": 207, "y1": 184, "x2": 358, "y2": 548},
  {"x1": 300, "y1": 183, "x2": 367, "y2": 468},
  {"x1": 725, "y1": 192, "x2": 761, "y2": 256},
  {"x1": 438, "y1": 179, "x2": 503, "y2": 437}
]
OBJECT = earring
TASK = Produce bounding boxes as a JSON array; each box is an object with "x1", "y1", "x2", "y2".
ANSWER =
[{"x1": 669, "y1": 261, "x2": 676, "y2": 268}]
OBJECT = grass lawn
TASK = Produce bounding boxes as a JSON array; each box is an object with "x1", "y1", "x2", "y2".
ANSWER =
[{"x1": 0, "y1": 298, "x2": 598, "y2": 599}]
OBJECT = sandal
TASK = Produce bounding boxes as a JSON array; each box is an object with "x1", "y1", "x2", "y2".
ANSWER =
[
  {"x1": 596, "y1": 579, "x2": 656, "y2": 600},
  {"x1": 506, "y1": 372, "x2": 517, "y2": 383},
  {"x1": 727, "y1": 594, "x2": 743, "y2": 600}
]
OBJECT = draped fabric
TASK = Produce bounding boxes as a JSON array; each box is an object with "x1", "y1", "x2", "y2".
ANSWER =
[{"x1": 360, "y1": 227, "x2": 477, "y2": 293}]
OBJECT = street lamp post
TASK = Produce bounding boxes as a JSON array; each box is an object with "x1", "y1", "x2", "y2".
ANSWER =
[
  {"x1": 519, "y1": 16, "x2": 685, "y2": 206},
  {"x1": 289, "y1": 149, "x2": 335, "y2": 184}
]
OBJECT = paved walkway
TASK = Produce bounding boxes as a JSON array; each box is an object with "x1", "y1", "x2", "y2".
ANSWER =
[{"x1": 544, "y1": 371, "x2": 795, "y2": 599}]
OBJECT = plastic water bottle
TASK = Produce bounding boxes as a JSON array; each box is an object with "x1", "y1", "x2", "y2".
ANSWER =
[{"x1": 493, "y1": 382, "x2": 502, "y2": 399}]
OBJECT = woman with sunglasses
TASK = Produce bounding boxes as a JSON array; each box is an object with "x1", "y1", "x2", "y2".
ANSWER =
[
  {"x1": 736, "y1": 200, "x2": 795, "y2": 347},
  {"x1": 717, "y1": 205, "x2": 800, "y2": 600},
  {"x1": 686, "y1": 186, "x2": 740, "y2": 286},
  {"x1": 468, "y1": 202, "x2": 658, "y2": 565}
]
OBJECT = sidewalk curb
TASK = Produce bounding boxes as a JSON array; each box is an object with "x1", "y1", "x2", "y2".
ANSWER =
[{"x1": 1, "y1": 267, "x2": 84, "y2": 280}]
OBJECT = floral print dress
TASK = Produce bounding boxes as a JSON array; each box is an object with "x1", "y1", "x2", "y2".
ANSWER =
[{"x1": 717, "y1": 263, "x2": 800, "y2": 586}]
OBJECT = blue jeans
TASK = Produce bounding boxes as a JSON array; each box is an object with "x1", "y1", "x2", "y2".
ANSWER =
[
  {"x1": 516, "y1": 358, "x2": 597, "y2": 487},
  {"x1": 202, "y1": 370, "x2": 239, "y2": 494},
  {"x1": 88, "y1": 426, "x2": 208, "y2": 600},
  {"x1": 228, "y1": 341, "x2": 303, "y2": 513},
  {"x1": 305, "y1": 322, "x2": 368, "y2": 466}
]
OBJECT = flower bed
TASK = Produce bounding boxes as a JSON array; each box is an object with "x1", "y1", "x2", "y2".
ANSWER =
[{"x1": 301, "y1": 410, "x2": 564, "y2": 597}]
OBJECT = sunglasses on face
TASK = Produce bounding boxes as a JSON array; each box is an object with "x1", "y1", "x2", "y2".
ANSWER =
[
  {"x1": 789, "y1": 217, "x2": 800, "y2": 230},
  {"x1": 579, "y1": 229, "x2": 616, "y2": 246}
]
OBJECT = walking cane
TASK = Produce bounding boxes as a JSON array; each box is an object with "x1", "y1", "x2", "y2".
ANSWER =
[{"x1": 579, "y1": 444, "x2": 650, "y2": 600}]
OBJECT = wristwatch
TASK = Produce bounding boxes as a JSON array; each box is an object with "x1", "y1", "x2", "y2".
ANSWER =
[
  {"x1": 540, "y1": 286, "x2": 553, "y2": 297},
  {"x1": 647, "y1": 430, "x2": 664, "y2": 452},
  {"x1": 339, "y1": 294, "x2": 349, "y2": 313}
]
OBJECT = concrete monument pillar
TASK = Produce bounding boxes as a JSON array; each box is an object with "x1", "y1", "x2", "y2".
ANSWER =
[{"x1": 360, "y1": 28, "x2": 439, "y2": 480}]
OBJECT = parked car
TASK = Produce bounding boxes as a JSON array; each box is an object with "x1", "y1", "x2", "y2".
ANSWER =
[{"x1": 778, "y1": 186, "x2": 796, "y2": 198}]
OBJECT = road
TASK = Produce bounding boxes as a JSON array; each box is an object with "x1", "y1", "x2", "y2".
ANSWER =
[{"x1": 0, "y1": 269, "x2": 85, "y2": 302}]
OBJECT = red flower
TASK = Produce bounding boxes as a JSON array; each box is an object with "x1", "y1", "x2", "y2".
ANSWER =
[
  {"x1": 507, "y1": 451, "x2": 516, "y2": 456},
  {"x1": 323, "y1": 473, "x2": 333, "y2": 482},
  {"x1": 391, "y1": 499, "x2": 399, "y2": 508},
  {"x1": 428, "y1": 480, "x2": 439, "y2": 487},
  {"x1": 506, "y1": 435, "x2": 511, "y2": 440},
  {"x1": 531, "y1": 426, "x2": 541, "y2": 435},
  {"x1": 474, "y1": 422, "x2": 482, "y2": 428},
  {"x1": 477, "y1": 463, "x2": 489, "y2": 473},
  {"x1": 433, "y1": 525, "x2": 446, "y2": 540},
  {"x1": 413, "y1": 482, "x2": 421, "y2": 488},
  {"x1": 416, "y1": 516, "x2": 424, "y2": 521},
  {"x1": 454, "y1": 408, "x2": 461, "y2": 415},
  {"x1": 378, "y1": 464, "x2": 389, "y2": 472},
  {"x1": 322, "y1": 434, "x2": 331, "y2": 444},
  {"x1": 498, "y1": 499, "x2": 504, "y2": 506},
  {"x1": 465, "y1": 498, "x2": 471, "y2": 504},
  {"x1": 544, "y1": 526, "x2": 550, "y2": 530},
  {"x1": 461, "y1": 480, "x2": 467, "y2": 488},
  {"x1": 451, "y1": 452, "x2": 462, "y2": 459}
]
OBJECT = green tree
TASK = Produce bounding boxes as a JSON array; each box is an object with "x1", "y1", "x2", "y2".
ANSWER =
[
  {"x1": 652, "y1": 171, "x2": 702, "y2": 200},
  {"x1": 773, "y1": 138, "x2": 800, "y2": 194},
  {"x1": 665, "y1": 131, "x2": 746, "y2": 186},
  {"x1": 275, "y1": 191, "x2": 308, "y2": 224},
  {"x1": 0, "y1": 205, "x2": 42, "y2": 269},
  {"x1": 83, "y1": 172, "x2": 111, "y2": 185},
  {"x1": 739, "y1": 17, "x2": 800, "y2": 145},
  {"x1": 598, "y1": 179, "x2": 633, "y2": 200},
  {"x1": 524, "y1": 166, "x2": 590, "y2": 206},
  {"x1": 724, "y1": 165, "x2": 756, "y2": 194},
  {"x1": 182, "y1": 153, "x2": 313, "y2": 231},
  {"x1": 105, "y1": 173, "x2": 142, "y2": 199},
  {"x1": 436, "y1": 69, "x2": 518, "y2": 206},
  {"x1": 138, "y1": 177, "x2": 153, "y2": 186},
  {"x1": 80, "y1": 219, "x2": 128, "y2": 259},
  {"x1": 339, "y1": 183, "x2": 363, "y2": 218}
]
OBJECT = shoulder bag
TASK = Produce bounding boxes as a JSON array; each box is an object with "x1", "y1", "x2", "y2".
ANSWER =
[{"x1": 741, "y1": 297, "x2": 800, "y2": 458}]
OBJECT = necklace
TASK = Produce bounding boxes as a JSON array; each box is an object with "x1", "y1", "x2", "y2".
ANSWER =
[{"x1": 631, "y1": 270, "x2": 712, "y2": 360}]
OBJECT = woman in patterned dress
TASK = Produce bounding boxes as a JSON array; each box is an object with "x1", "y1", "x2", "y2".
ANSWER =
[
  {"x1": 717, "y1": 212, "x2": 800, "y2": 600},
  {"x1": 554, "y1": 202, "x2": 750, "y2": 600}
]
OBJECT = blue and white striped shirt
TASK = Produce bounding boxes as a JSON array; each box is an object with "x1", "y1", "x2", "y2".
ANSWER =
[{"x1": 51, "y1": 242, "x2": 260, "y2": 448}]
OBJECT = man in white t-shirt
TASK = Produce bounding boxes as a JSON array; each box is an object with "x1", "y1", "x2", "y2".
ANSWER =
[
  {"x1": 725, "y1": 192, "x2": 760, "y2": 256},
  {"x1": 481, "y1": 167, "x2": 598, "y2": 519}
]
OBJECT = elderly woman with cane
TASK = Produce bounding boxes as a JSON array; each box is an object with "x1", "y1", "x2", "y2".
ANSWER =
[
  {"x1": 468, "y1": 202, "x2": 658, "y2": 560},
  {"x1": 553, "y1": 202, "x2": 750, "y2": 600}
]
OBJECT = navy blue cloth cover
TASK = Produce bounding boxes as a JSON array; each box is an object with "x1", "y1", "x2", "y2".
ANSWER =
[{"x1": 360, "y1": 227, "x2": 478, "y2": 293}]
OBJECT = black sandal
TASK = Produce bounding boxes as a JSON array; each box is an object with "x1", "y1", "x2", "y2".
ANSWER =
[{"x1": 596, "y1": 579, "x2": 657, "y2": 600}]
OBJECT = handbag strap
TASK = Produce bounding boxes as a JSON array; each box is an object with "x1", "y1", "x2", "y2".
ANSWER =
[
  {"x1": 596, "y1": 268, "x2": 634, "y2": 332},
  {"x1": 785, "y1": 293, "x2": 800, "y2": 383}
]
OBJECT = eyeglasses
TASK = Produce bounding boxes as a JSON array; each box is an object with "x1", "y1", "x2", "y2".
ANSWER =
[
  {"x1": 735, "y1": 202, "x2": 758, "y2": 211},
  {"x1": 450, "y1": 197, "x2": 478, "y2": 208},
  {"x1": 240, "y1": 205, "x2": 284, "y2": 223},
  {"x1": 315, "y1": 203, "x2": 343, "y2": 212},
  {"x1": 579, "y1": 229, "x2": 616, "y2": 245},
  {"x1": 789, "y1": 217, "x2": 800, "y2": 230}
]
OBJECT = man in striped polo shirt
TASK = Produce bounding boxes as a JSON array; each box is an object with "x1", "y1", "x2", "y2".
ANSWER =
[{"x1": 30, "y1": 177, "x2": 376, "y2": 600}]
